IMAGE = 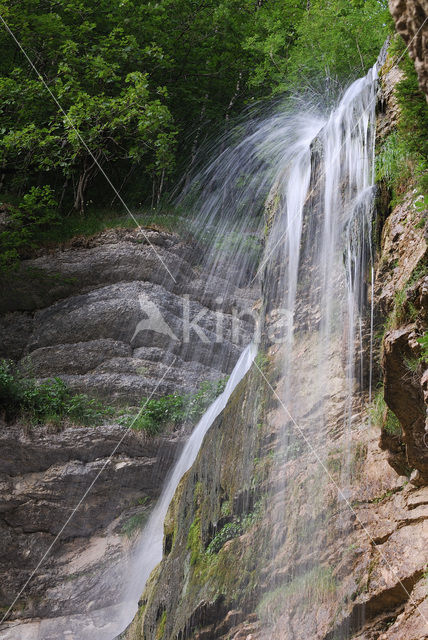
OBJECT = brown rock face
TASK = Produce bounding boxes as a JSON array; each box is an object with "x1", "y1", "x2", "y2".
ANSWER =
[
  {"x1": 0, "y1": 225, "x2": 260, "y2": 637},
  {"x1": 389, "y1": 0, "x2": 428, "y2": 99},
  {"x1": 383, "y1": 325, "x2": 428, "y2": 482}
]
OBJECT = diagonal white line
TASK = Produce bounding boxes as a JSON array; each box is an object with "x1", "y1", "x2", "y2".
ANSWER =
[
  {"x1": 251, "y1": 19, "x2": 428, "y2": 285},
  {"x1": 0, "y1": 14, "x2": 177, "y2": 284},
  {"x1": 252, "y1": 358, "x2": 428, "y2": 629},
  {"x1": 0, "y1": 357, "x2": 177, "y2": 625}
]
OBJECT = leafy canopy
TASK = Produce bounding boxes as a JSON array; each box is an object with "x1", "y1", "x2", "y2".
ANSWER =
[{"x1": 0, "y1": 0, "x2": 390, "y2": 267}]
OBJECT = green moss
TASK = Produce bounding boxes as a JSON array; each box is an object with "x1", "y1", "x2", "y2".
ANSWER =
[
  {"x1": 370, "y1": 388, "x2": 401, "y2": 436},
  {"x1": 156, "y1": 610, "x2": 167, "y2": 640},
  {"x1": 187, "y1": 517, "x2": 203, "y2": 566}
]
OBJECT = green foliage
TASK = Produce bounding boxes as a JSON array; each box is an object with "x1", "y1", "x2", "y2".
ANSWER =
[
  {"x1": 0, "y1": 186, "x2": 59, "y2": 270},
  {"x1": 370, "y1": 387, "x2": 401, "y2": 436},
  {"x1": 383, "y1": 262, "x2": 426, "y2": 330},
  {"x1": 385, "y1": 287, "x2": 411, "y2": 330},
  {"x1": 0, "y1": 0, "x2": 177, "y2": 212},
  {"x1": 0, "y1": 0, "x2": 391, "y2": 225},
  {"x1": 206, "y1": 502, "x2": 263, "y2": 555},
  {"x1": 0, "y1": 0, "x2": 393, "y2": 271},
  {"x1": 121, "y1": 378, "x2": 228, "y2": 435},
  {"x1": 417, "y1": 334, "x2": 428, "y2": 363},
  {"x1": 254, "y1": 352, "x2": 270, "y2": 372},
  {"x1": 0, "y1": 359, "x2": 111, "y2": 425},
  {"x1": 121, "y1": 506, "x2": 149, "y2": 538},
  {"x1": 206, "y1": 521, "x2": 243, "y2": 555},
  {"x1": 375, "y1": 132, "x2": 410, "y2": 195},
  {"x1": 245, "y1": 0, "x2": 390, "y2": 98},
  {"x1": 380, "y1": 38, "x2": 428, "y2": 200}
]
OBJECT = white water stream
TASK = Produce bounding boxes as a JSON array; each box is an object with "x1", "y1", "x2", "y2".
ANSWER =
[{"x1": 116, "y1": 342, "x2": 257, "y2": 635}]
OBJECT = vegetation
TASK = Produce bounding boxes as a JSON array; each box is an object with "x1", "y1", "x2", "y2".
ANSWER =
[
  {"x1": 370, "y1": 387, "x2": 401, "y2": 436},
  {"x1": 376, "y1": 37, "x2": 428, "y2": 208},
  {"x1": 0, "y1": 358, "x2": 227, "y2": 432},
  {"x1": 417, "y1": 334, "x2": 428, "y2": 363},
  {"x1": 0, "y1": 0, "x2": 390, "y2": 268},
  {"x1": 122, "y1": 512, "x2": 149, "y2": 538},
  {"x1": 156, "y1": 610, "x2": 167, "y2": 640},
  {"x1": 206, "y1": 501, "x2": 263, "y2": 555},
  {"x1": 120, "y1": 378, "x2": 228, "y2": 435},
  {"x1": 0, "y1": 358, "x2": 112, "y2": 426},
  {"x1": 206, "y1": 521, "x2": 243, "y2": 555}
]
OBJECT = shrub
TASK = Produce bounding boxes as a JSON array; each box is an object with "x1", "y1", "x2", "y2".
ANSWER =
[
  {"x1": 0, "y1": 359, "x2": 111, "y2": 426},
  {"x1": 122, "y1": 377, "x2": 228, "y2": 435}
]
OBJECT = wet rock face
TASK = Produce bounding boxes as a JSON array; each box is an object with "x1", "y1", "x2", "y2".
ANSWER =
[
  {"x1": 374, "y1": 53, "x2": 428, "y2": 485},
  {"x1": 0, "y1": 226, "x2": 259, "y2": 636},
  {"x1": 124, "y1": 347, "x2": 428, "y2": 640},
  {"x1": 0, "y1": 420, "x2": 182, "y2": 635},
  {"x1": 389, "y1": 0, "x2": 428, "y2": 99},
  {"x1": 0, "y1": 227, "x2": 258, "y2": 403}
]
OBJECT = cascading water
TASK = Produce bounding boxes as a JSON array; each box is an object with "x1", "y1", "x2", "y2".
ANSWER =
[
  {"x1": 255, "y1": 67, "x2": 379, "y2": 638},
  {"x1": 2, "y1": 56, "x2": 382, "y2": 640},
  {"x1": 111, "y1": 62, "x2": 379, "y2": 639}
]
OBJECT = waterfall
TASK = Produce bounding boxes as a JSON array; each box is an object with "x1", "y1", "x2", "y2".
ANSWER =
[
  {"x1": 113, "y1": 63, "x2": 379, "y2": 638},
  {"x1": 255, "y1": 66, "x2": 379, "y2": 637},
  {"x1": 115, "y1": 62, "x2": 378, "y2": 638},
  {"x1": 4, "y1": 60, "x2": 381, "y2": 640}
]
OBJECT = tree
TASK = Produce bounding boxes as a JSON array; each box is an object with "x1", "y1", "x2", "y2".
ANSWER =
[{"x1": 0, "y1": 0, "x2": 176, "y2": 211}]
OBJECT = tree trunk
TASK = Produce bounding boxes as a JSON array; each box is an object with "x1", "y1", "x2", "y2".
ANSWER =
[
  {"x1": 157, "y1": 168, "x2": 165, "y2": 207},
  {"x1": 185, "y1": 93, "x2": 208, "y2": 188},
  {"x1": 73, "y1": 155, "x2": 99, "y2": 214},
  {"x1": 225, "y1": 71, "x2": 243, "y2": 122}
]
